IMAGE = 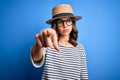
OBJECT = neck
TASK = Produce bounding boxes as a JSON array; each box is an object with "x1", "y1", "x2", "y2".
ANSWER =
[
  {"x1": 59, "y1": 35, "x2": 70, "y2": 46},
  {"x1": 59, "y1": 35, "x2": 69, "y2": 42}
]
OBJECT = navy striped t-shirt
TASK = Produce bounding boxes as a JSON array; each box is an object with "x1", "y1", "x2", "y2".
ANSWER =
[{"x1": 31, "y1": 43, "x2": 88, "y2": 80}]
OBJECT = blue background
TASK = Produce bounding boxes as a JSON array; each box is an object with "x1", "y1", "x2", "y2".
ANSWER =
[{"x1": 0, "y1": 0, "x2": 120, "y2": 80}]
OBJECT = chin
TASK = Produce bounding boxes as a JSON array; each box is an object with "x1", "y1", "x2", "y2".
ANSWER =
[{"x1": 61, "y1": 33, "x2": 70, "y2": 36}]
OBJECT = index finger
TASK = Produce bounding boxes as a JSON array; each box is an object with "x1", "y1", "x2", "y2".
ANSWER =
[
  {"x1": 52, "y1": 33, "x2": 60, "y2": 51},
  {"x1": 46, "y1": 29, "x2": 60, "y2": 51}
]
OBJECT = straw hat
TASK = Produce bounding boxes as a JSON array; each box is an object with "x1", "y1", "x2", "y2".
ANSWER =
[{"x1": 46, "y1": 4, "x2": 82, "y2": 24}]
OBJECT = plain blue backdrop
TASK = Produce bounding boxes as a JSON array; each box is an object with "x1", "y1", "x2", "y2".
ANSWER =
[{"x1": 0, "y1": 0, "x2": 120, "y2": 80}]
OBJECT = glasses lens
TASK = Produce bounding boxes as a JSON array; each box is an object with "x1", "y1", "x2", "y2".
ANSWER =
[
  {"x1": 66, "y1": 19, "x2": 72, "y2": 26},
  {"x1": 56, "y1": 20, "x2": 63, "y2": 27}
]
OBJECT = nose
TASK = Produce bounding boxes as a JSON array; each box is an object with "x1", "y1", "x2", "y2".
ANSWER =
[{"x1": 63, "y1": 22, "x2": 67, "y2": 28}]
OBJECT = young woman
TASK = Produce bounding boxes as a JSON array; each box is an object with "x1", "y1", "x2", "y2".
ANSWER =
[{"x1": 31, "y1": 4, "x2": 88, "y2": 80}]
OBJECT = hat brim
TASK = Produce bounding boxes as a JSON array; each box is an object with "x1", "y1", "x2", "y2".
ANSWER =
[{"x1": 46, "y1": 16, "x2": 82, "y2": 24}]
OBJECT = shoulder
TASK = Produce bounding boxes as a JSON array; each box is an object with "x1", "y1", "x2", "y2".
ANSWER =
[
  {"x1": 77, "y1": 43, "x2": 86, "y2": 56},
  {"x1": 77, "y1": 43, "x2": 85, "y2": 50}
]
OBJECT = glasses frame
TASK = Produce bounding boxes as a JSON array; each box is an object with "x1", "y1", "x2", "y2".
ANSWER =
[{"x1": 55, "y1": 18, "x2": 75, "y2": 27}]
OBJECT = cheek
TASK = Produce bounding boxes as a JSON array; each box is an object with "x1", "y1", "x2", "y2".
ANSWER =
[
  {"x1": 67, "y1": 26, "x2": 73, "y2": 35},
  {"x1": 69, "y1": 26, "x2": 73, "y2": 32},
  {"x1": 58, "y1": 27, "x2": 62, "y2": 32}
]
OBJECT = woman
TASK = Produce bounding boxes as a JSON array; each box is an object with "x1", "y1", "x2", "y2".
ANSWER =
[{"x1": 31, "y1": 4, "x2": 88, "y2": 80}]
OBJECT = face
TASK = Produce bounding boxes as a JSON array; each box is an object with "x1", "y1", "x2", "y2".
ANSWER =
[{"x1": 55, "y1": 17, "x2": 74, "y2": 36}]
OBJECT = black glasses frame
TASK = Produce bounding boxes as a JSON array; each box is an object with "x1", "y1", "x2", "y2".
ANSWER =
[{"x1": 55, "y1": 18, "x2": 75, "y2": 27}]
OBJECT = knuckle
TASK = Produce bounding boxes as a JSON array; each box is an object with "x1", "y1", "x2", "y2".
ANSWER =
[
  {"x1": 42, "y1": 30, "x2": 45, "y2": 34},
  {"x1": 43, "y1": 30, "x2": 47, "y2": 36},
  {"x1": 35, "y1": 34, "x2": 38, "y2": 38}
]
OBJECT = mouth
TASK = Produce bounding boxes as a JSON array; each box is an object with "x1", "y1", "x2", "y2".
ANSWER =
[{"x1": 63, "y1": 29, "x2": 69, "y2": 33}]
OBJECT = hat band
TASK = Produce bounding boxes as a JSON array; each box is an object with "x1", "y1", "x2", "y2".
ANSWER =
[{"x1": 52, "y1": 13, "x2": 74, "y2": 18}]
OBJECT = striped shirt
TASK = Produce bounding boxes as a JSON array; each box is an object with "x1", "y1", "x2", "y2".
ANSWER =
[{"x1": 31, "y1": 43, "x2": 88, "y2": 80}]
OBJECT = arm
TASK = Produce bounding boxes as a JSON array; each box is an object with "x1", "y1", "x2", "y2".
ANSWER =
[
  {"x1": 30, "y1": 28, "x2": 60, "y2": 67},
  {"x1": 30, "y1": 44, "x2": 46, "y2": 68},
  {"x1": 80, "y1": 44, "x2": 88, "y2": 80}
]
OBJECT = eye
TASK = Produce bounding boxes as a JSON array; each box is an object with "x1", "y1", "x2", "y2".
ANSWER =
[
  {"x1": 56, "y1": 19, "x2": 63, "y2": 27},
  {"x1": 57, "y1": 20, "x2": 62, "y2": 23},
  {"x1": 66, "y1": 19, "x2": 72, "y2": 22},
  {"x1": 56, "y1": 20, "x2": 63, "y2": 24}
]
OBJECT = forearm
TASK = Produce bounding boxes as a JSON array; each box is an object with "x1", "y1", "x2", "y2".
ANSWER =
[{"x1": 31, "y1": 44, "x2": 45, "y2": 62}]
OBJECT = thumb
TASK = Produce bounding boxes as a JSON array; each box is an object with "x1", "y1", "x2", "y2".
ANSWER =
[{"x1": 36, "y1": 34, "x2": 42, "y2": 47}]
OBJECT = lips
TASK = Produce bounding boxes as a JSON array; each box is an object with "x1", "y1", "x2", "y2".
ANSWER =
[{"x1": 63, "y1": 29, "x2": 69, "y2": 33}]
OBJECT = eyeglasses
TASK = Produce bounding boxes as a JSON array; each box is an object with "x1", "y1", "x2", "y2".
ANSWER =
[{"x1": 55, "y1": 19, "x2": 74, "y2": 27}]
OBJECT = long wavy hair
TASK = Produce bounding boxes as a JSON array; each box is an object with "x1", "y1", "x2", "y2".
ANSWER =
[{"x1": 51, "y1": 18, "x2": 78, "y2": 47}]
